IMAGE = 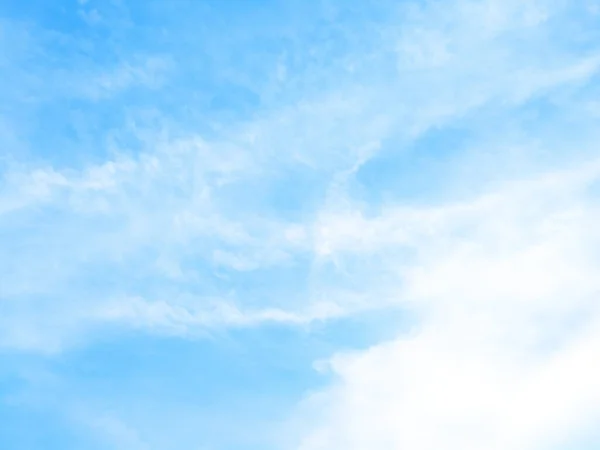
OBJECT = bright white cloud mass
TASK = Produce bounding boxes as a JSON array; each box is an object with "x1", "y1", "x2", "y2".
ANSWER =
[{"x1": 1, "y1": 0, "x2": 600, "y2": 449}]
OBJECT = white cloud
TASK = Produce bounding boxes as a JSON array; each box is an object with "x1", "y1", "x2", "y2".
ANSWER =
[
  {"x1": 3, "y1": 0, "x2": 600, "y2": 448},
  {"x1": 289, "y1": 159, "x2": 600, "y2": 449}
]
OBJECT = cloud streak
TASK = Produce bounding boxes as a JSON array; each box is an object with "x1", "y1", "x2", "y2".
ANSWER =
[{"x1": 2, "y1": 0, "x2": 600, "y2": 448}]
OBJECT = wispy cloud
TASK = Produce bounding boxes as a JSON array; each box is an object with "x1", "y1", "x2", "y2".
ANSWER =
[
  {"x1": 2, "y1": 0, "x2": 600, "y2": 448},
  {"x1": 1, "y1": 0, "x2": 599, "y2": 346}
]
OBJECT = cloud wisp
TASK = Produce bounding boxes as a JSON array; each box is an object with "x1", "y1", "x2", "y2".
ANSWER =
[{"x1": 2, "y1": 0, "x2": 600, "y2": 449}]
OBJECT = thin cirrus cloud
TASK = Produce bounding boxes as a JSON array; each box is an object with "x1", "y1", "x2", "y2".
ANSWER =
[{"x1": 1, "y1": 0, "x2": 600, "y2": 449}]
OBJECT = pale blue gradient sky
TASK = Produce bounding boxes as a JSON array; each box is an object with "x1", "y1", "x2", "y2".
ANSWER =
[{"x1": 2, "y1": 0, "x2": 600, "y2": 449}]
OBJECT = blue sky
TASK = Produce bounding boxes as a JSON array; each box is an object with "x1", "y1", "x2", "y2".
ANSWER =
[{"x1": 2, "y1": 0, "x2": 600, "y2": 449}]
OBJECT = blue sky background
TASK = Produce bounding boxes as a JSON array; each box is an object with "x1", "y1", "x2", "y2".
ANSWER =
[{"x1": 2, "y1": 0, "x2": 600, "y2": 449}]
